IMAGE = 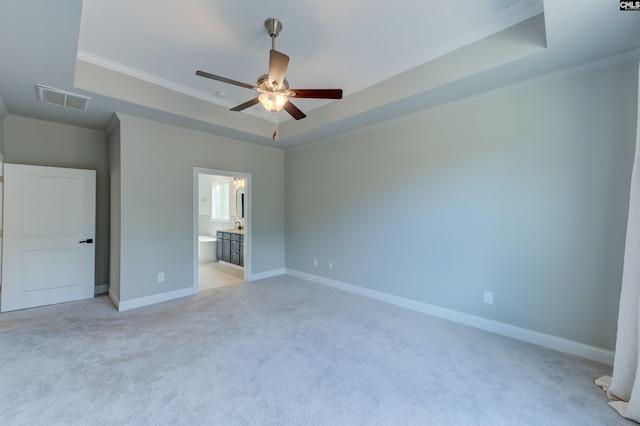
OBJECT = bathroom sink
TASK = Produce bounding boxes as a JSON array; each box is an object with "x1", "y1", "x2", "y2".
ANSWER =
[{"x1": 222, "y1": 228, "x2": 244, "y2": 234}]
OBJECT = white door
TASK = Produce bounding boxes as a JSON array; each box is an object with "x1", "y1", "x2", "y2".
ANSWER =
[{"x1": 1, "y1": 164, "x2": 96, "y2": 312}]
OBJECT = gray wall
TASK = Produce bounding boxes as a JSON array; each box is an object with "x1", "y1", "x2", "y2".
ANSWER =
[
  {"x1": 114, "y1": 114, "x2": 284, "y2": 302},
  {"x1": 0, "y1": 113, "x2": 4, "y2": 154},
  {"x1": 107, "y1": 116, "x2": 121, "y2": 301},
  {"x1": 285, "y1": 61, "x2": 638, "y2": 351},
  {"x1": 3, "y1": 115, "x2": 110, "y2": 290}
]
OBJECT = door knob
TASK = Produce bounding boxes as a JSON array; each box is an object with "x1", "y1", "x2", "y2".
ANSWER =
[{"x1": 79, "y1": 238, "x2": 93, "y2": 244}]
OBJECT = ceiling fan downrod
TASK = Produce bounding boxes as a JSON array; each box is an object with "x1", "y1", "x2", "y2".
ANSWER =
[{"x1": 265, "y1": 18, "x2": 282, "y2": 50}]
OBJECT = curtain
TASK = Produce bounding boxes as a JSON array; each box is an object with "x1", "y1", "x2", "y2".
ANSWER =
[{"x1": 599, "y1": 61, "x2": 640, "y2": 422}]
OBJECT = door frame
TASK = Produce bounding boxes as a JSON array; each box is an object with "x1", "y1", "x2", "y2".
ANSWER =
[
  {"x1": 192, "y1": 167, "x2": 252, "y2": 291},
  {"x1": 0, "y1": 152, "x2": 4, "y2": 294}
]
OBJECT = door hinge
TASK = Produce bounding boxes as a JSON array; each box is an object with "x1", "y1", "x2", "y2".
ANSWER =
[{"x1": 0, "y1": 176, "x2": 3, "y2": 183}]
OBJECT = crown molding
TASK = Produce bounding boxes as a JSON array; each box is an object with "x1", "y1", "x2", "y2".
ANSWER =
[
  {"x1": 395, "y1": 47, "x2": 640, "y2": 125},
  {"x1": 468, "y1": 47, "x2": 640, "y2": 106},
  {"x1": 77, "y1": 50, "x2": 226, "y2": 106}
]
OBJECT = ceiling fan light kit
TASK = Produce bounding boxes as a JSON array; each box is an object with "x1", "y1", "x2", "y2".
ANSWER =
[
  {"x1": 258, "y1": 92, "x2": 287, "y2": 113},
  {"x1": 196, "y1": 18, "x2": 343, "y2": 127}
]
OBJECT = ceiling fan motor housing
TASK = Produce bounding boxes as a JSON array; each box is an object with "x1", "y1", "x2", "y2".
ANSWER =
[{"x1": 257, "y1": 74, "x2": 288, "y2": 92}]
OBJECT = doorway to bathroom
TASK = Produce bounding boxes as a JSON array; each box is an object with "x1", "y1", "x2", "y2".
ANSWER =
[{"x1": 193, "y1": 167, "x2": 251, "y2": 292}]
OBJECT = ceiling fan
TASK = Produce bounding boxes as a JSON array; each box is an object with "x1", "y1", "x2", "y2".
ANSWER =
[{"x1": 196, "y1": 18, "x2": 343, "y2": 121}]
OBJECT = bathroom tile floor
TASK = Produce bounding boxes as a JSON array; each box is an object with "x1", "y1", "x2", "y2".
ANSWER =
[{"x1": 198, "y1": 261, "x2": 244, "y2": 291}]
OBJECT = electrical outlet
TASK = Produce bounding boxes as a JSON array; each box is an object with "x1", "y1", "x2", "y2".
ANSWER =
[
  {"x1": 158, "y1": 272, "x2": 165, "y2": 282},
  {"x1": 313, "y1": 258, "x2": 317, "y2": 267},
  {"x1": 329, "y1": 262, "x2": 333, "y2": 270},
  {"x1": 484, "y1": 291, "x2": 493, "y2": 304}
]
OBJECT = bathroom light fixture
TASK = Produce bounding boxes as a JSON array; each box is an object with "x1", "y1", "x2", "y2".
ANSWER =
[{"x1": 258, "y1": 92, "x2": 287, "y2": 113}]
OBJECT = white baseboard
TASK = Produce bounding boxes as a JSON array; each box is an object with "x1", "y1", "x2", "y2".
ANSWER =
[
  {"x1": 94, "y1": 284, "x2": 109, "y2": 295},
  {"x1": 286, "y1": 269, "x2": 615, "y2": 365},
  {"x1": 116, "y1": 286, "x2": 197, "y2": 312},
  {"x1": 247, "y1": 268, "x2": 285, "y2": 282}
]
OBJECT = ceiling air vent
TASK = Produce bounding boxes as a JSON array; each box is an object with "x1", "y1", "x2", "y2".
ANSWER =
[{"x1": 36, "y1": 84, "x2": 91, "y2": 112}]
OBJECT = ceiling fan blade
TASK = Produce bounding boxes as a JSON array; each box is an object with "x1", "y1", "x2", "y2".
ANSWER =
[
  {"x1": 288, "y1": 89, "x2": 343, "y2": 99},
  {"x1": 230, "y1": 97, "x2": 261, "y2": 112},
  {"x1": 283, "y1": 100, "x2": 306, "y2": 120},
  {"x1": 268, "y1": 49, "x2": 289, "y2": 89},
  {"x1": 196, "y1": 70, "x2": 256, "y2": 90}
]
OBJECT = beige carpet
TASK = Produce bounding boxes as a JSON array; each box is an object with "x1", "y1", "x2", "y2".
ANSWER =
[{"x1": 0, "y1": 275, "x2": 629, "y2": 425}]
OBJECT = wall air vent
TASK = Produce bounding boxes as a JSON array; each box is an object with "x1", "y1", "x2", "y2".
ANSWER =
[{"x1": 36, "y1": 84, "x2": 91, "y2": 112}]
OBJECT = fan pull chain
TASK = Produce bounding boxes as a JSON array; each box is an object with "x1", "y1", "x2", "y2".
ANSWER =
[{"x1": 271, "y1": 113, "x2": 278, "y2": 140}]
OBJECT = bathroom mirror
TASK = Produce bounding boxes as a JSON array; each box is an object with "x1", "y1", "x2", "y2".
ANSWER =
[{"x1": 236, "y1": 186, "x2": 245, "y2": 218}]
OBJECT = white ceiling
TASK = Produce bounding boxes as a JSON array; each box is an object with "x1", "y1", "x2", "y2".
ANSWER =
[{"x1": 1, "y1": 0, "x2": 639, "y2": 149}]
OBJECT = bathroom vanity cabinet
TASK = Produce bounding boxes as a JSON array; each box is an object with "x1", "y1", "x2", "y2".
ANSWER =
[{"x1": 216, "y1": 230, "x2": 244, "y2": 267}]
